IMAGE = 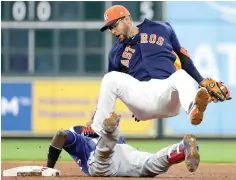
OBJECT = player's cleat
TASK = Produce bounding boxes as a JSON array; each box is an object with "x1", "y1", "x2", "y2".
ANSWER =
[
  {"x1": 82, "y1": 127, "x2": 98, "y2": 137},
  {"x1": 103, "y1": 112, "x2": 121, "y2": 133},
  {"x1": 190, "y1": 87, "x2": 210, "y2": 125},
  {"x1": 183, "y1": 134, "x2": 200, "y2": 172},
  {"x1": 70, "y1": 125, "x2": 99, "y2": 138}
]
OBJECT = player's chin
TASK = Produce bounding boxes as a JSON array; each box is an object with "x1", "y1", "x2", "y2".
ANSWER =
[{"x1": 118, "y1": 35, "x2": 125, "y2": 41}]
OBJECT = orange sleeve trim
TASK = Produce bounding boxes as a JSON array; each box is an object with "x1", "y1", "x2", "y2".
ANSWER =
[
  {"x1": 172, "y1": 51, "x2": 182, "y2": 70},
  {"x1": 180, "y1": 48, "x2": 190, "y2": 58}
]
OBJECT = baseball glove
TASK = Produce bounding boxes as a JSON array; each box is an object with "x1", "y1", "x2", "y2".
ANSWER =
[{"x1": 200, "y1": 78, "x2": 232, "y2": 103}]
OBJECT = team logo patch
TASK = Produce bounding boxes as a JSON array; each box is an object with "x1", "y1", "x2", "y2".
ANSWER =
[
  {"x1": 104, "y1": 14, "x2": 108, "y2": 21},
  {"x1": 209, "y1": 82, "x2": 215, "y2": 88}
]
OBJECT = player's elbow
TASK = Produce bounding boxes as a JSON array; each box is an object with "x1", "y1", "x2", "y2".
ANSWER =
[
  {"x1": 101, "y1": 71, "x2": 129, "y2": 96},
  {"x1": 55, "y1": 129, "x2": 68, "y2": 141}
]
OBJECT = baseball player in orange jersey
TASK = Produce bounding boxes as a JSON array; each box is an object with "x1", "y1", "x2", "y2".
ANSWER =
[
  {"x1": 46, "y1": 5, "x2": 231, "y2": 177},
  {"x1": 89, "y1": 5, "x2": 231, "y2": 135}
]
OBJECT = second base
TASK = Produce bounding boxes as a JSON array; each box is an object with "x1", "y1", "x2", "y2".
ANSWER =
[{"x1": 3, "y1": 166, "x2": 61, "y2": 177}]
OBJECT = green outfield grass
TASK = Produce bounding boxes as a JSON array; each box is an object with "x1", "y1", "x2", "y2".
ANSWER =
[{"x1": 1, "y1": 139, "x2": 236, "y2": 163}]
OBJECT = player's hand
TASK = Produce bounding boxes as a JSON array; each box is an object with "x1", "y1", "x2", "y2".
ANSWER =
[
  {"x1": 199, "y1": 78, "x2": 232, "y2": 103},
  {"x1": 132, "y1": 114, "x2": 140, "y2": 122}
]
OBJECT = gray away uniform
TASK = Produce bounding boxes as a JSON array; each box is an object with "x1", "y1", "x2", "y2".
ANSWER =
[{"x1": 88, "y1": 127, "x2": 185, "y2": 177}]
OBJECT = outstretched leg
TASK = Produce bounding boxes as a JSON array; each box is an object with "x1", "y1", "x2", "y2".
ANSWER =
[
  {"x1": 140, "y1": 134, "x2": 200, "y2": 177},
  {"x1": 168, "y1": 69, "x2": 210, "y2": 125},
  {"x1": 91, "y1": 71, "x2": 165, "y2": 135},
  {"x1": 88, "y1": 112, "x2": 121, "y2": 176}
]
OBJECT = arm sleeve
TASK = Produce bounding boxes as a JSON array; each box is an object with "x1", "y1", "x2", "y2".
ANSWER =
[
  {"x1": 108, "y1": 59, "x2": 118, "y2": 72},
  {"x1": 167, "y1": 22, "x2": 204, "y2": 83},
  {"x1": 108, "y1": 50, "x2": 119, "y2": 72}
]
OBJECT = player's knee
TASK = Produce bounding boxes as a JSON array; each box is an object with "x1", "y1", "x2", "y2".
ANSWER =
[
  {"x1": 63, "y1": 130, "x2": 77, "y2": 147},
  {"x1": 103, "y1": 71, "x2": 121, "y2": 82},
  {"x1": 55, "y1": 129, "x2": 68, "y2": 141},
  {"x1": 102, "y1": 71, "x2": 121, "y2": 89}
]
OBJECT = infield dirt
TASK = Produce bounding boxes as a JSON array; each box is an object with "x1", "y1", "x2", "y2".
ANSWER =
[{"x1": 2, "y1": 161, "x2": 236, "y2": 180}]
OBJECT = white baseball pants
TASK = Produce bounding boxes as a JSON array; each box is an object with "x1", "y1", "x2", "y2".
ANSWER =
[{"x1": 91, "y1": 69, "x2": 196, "y2": 135}]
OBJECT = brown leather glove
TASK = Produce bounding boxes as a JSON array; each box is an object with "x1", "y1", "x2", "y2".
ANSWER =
[{"x1": 200, "y1": 78, "x2": 232, "y2": 103}]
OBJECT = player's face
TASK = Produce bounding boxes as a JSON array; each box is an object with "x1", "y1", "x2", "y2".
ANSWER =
[{"x1": 108, "y1": 17, "x2": 130, "y2": 41}]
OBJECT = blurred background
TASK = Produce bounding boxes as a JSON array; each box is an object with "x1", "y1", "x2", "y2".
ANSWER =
[{"x1": 1, "y1": 1, "x2": 236, "y2": 146}]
